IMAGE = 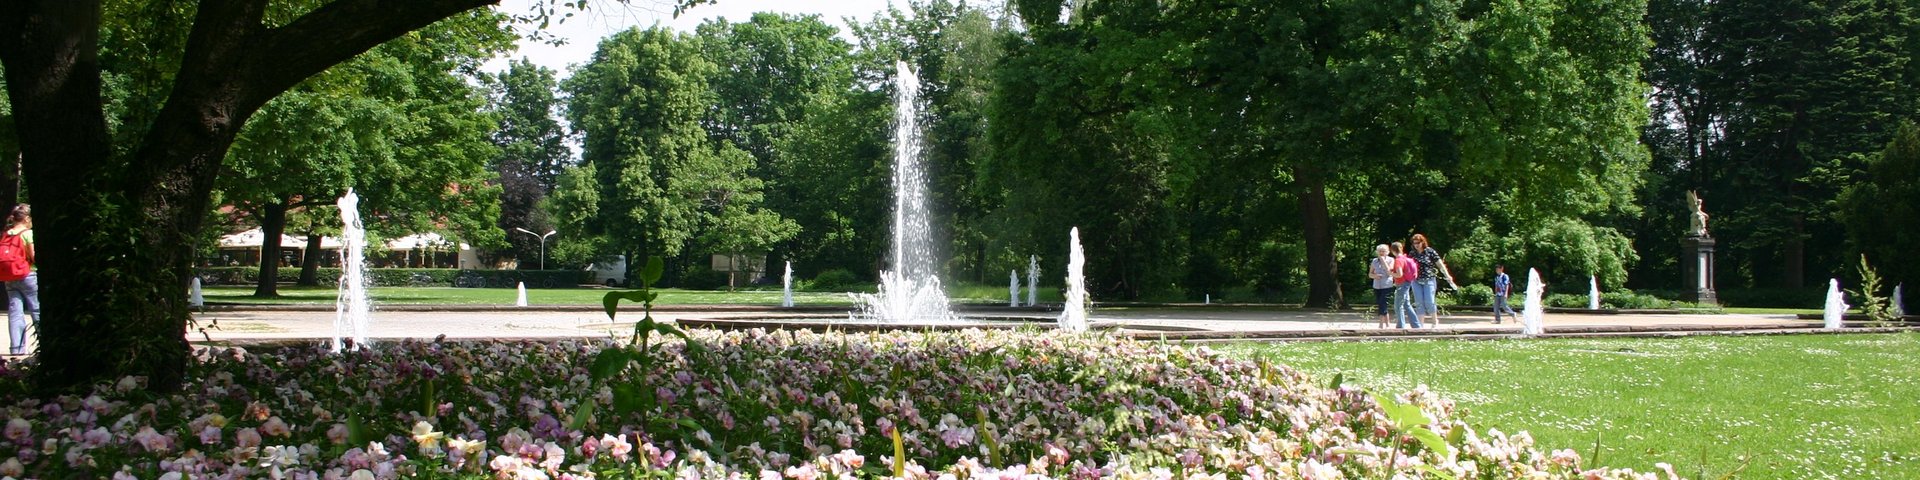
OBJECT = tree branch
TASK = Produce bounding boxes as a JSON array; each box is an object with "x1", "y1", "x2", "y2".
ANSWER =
[{"x1": 253, "y1": 0, "x2": 500, "y2": 99}]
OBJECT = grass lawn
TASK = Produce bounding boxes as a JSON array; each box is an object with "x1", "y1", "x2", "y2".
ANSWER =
[
  {"x1": 202, "y1": 284, "x2": 1062, "y2": 306},
  {"x1": 1217, "y1": 333, "x2": 1920, "y2": 480}
]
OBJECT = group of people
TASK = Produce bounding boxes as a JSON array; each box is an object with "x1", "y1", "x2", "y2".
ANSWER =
[
  {"x1": 1369, "y1": 234, "x2": 1460, "y2": 328},
  {"x1": 1, "y1": 205, "x2": 34, "y2": 355}
]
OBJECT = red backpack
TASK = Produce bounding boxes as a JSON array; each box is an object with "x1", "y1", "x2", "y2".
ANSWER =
[
  {"x1": 0, "y1": 232, "x2": 28, "y2": 282},
  {"x1": 1397, "y1": 256, "x2": 1418, "y2": 284}
]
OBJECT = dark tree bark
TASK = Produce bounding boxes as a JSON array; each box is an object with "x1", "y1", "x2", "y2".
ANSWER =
[
  {"x1": 0, "y1": 0, "x2": 499, "y2": 395},
  {"x1": 1297, "y1": 164, "x2": 1344, "y2": 309},
  {"x1": 298, "y1": 230, "x2": 325, "y2": 287},
  {"x1": 253, "y1": 201, "x2": 288, "y2": 297}
]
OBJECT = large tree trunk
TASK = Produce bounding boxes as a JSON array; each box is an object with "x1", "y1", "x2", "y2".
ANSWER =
[
  {"x1": 298, "y1": 229, "x2": 325, "y2": 286},
  {"x1": 1, "y1": 0, "x2": 502, "y2": 395},
  {"x1": 253, "y1": 202, "x2": 288, "y2": 296},
  {"x1": 1296, "y1": 165, "x2": 1344, "y2": 309}
]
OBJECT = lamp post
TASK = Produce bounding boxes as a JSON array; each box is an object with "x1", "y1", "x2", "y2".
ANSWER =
[{"x1": 514, "y1": 228, "x2": 557, "y2": 270}]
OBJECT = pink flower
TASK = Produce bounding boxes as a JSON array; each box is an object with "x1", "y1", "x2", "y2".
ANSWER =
[
  {"x1": 327, "y1": 424, "x2": 349, "y2": 444},
  {"x1": 132, "y1": 426, "x2": 171, "y2": 453},
  {"x1": 236, "y1": 428, "x2": 263, "y2": 449},
  {"x1": 601, "y1": 434, "x2": 632, "y2": 462},
  {"x1": 261, "y1": 416, "x2": 292, "y2": 437},
  {"x1": 3, "y1": 418, "x2": 29, "y2": 443},
  {"x1": 198, "y1": 426, "x2": 222, "y2": 445}
]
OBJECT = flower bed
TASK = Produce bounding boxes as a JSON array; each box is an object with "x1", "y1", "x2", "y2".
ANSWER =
[{"x1": 0, "y1": 330, "x2": 1680, "y2": 479}]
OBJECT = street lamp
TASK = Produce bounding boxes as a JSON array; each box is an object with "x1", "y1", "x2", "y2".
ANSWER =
[{"x1": 514, "y1": 228, "x2": 557, "y2": 270}]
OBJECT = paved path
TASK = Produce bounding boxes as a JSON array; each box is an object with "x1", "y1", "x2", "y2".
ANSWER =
[{"x1": 187, "y1": 306, "x2": 1819, "y2": 345}]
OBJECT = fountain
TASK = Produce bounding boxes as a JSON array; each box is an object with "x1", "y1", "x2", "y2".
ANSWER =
[
  {"x1": 1521, "y1": 268, "x2": 1545, "y2": 336},
  {"x1": 1894, "y1": 283, "x2": 1906, "y2": 317},
  {"x1": 333, "y1": 189, "x2": 371, "y2": 353},
  {"x1": 850, "y1": 62, "x2": 956, "y2": 323},
  {"x1": 1026, "y1": 255, "x2": 1039, "y2": 307},
  {"x1": 1009, "y1": 270, "x2": 1020, "y2": 307},
  {"x1": 1060, "y1": 227, "x2": 1089, "y2": 332},
  {"x1": 1589, "y1": 275, "x2": 1601, "y2": 310},
  {"x1": 188, "y1": 277, "x2": 205, "y2": 308},
  {"x1": 782, "y1": 261, "x2": 794, "y2": 308},
  {"x1": 1823, "y1": 278, "x2": 1848, "y2": 329},
  {"x1": 516, "y1": 282, "x2": 528, "y2": 307}
]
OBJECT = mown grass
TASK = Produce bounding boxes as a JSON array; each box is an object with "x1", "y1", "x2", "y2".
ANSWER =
[
  {"x1": 203, "y1": 283, "x2": 1063, "y2": 306},
  {"x1": 1217, "y1": 333, "x2": 1920, "y2": 480}
]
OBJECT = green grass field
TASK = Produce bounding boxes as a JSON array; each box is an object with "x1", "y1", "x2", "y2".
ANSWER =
[
  {"x1": 202, "y1": 284, "x2": 1062, "y2": 306},
  {"x1": 1217, "y1": 333, "x2": 1920, "y2": 479}
]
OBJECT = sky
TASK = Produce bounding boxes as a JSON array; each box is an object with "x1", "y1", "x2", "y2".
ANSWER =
[{"x1": 484, "y1": 0, "x2": 899, "y2": 75}]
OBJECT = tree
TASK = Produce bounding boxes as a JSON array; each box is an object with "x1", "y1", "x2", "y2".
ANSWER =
[
  {"x1": 0, "y1": 0, "x2": 638, "y2": 394},
  {"x1": 1841, "y1": 120, "x2": 1920, "y2": 289},
  {"x1": 556, "y1": 27, "x2": 795, "y2": 283},
  {"x1": 221, "y1": 11, "x2": 512, "y2": 294},
  {"x1": 485, "y1": 58, "x2": 573, "y2": 269}
]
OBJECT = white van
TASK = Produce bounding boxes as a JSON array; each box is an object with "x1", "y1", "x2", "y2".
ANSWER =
[{"x1": 586, "y1": 255, "x2": 627, "y2": 287}]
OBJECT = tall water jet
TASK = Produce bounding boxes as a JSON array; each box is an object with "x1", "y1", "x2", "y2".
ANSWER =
[
  {"x1": 1009, "y1": 270, "x2": 1020, "y2": 307},
  {"x1": 333, "y1": 189, "x2": 371, "y2": 352},
  {"x1": 516, "y1": 282, "x2": 528, "y2": 307},
  {"x1": 1060, "y1": 228, "x2": 1089, "y2": 332},
  {"x1": 782, "y1": 261, "x2": 795, "y2": 308},
  {"x1": 1589, "y1": 275, "x2": 1601, "y2": 310},
  {"x1": 1026, "y1": 255, "x2": 1039, "y2": 307},
  {"x1": 1521, "y1": 268, "x2": 1545, "y2": 336},
  {"x1": 1824, "y1": 278, "x2": 1848, "y2": 329},
  {"x1": 188, "y1": 277, "x2": 205, "y2": 308},
  {"x1": 852, "y1": 62, "x2": 955, "y2": 322}
]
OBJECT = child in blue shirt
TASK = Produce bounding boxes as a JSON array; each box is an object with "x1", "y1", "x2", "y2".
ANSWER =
[{"x1": 1492, "y1": 265, "x2": 1517, "y2": 324}]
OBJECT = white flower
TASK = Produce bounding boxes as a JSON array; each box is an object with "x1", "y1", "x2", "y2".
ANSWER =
[{"x1": 410, "y1": 421, "x2": 445, "y2": 449}]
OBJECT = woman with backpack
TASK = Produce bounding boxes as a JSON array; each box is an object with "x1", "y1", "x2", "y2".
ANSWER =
[{"x1": 1, "y1": 204, "x2": 35, "y2": 355}]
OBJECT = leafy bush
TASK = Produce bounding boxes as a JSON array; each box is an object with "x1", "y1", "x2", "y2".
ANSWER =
[
  {"x1": 668, "y1": 265, "x2": 733, "y2": 290},
  {"x1": 1716, "y1": 288, "x2": 1826, "y2": 309},
  {"x1": 808, "y1": 268, "x2": 862, "y2": 291},
  {"x1": 0, "y1": 331, "x2": 1659, "y2": 479},
  {"x1": 452, "y1": 269, "x2": 592, "y2": 289},
  {"x1": 1453, "y1": 283, "x2": 1495, "y2": 306},
  {"x1": 1600, "y1": 289, "x2": 1677, "y2": 309}
]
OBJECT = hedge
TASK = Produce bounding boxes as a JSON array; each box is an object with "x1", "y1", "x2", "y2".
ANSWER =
[{"x1": 196, "y1": 267, "x2": 588, "y2": 288}]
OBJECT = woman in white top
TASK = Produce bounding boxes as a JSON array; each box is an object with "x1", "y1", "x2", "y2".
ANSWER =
[{"x1": 1367, "y1": 244, "x2": 1397, "y2": 328}]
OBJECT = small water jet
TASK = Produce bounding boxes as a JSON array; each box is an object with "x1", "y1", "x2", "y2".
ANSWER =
[
  {"x1": 516, "y1": 282, "x2": 528, "y2": 307},
  {"x1": 1589, "y1": 275, "x2": 1601, "y2": 310},
  {"x1": 1059, "y1": 227, "x2": 1089, "y2": 332},
  {"x1": 1894, "y1": 283, "x2": 1906, "y2": 317},
  {"x1": 1026, "y1": 255, "x2": 1039, "y2": 307},
  {"x1": 1009, "y1": 270, "x2": 1020, "y2": 307},
  {"x1": 782, "y1": 261, "x2": 794, "y2": 308},
  {"x1": 1521, "y1": 268, "x2": 1545, "y2": 336},
  {"x1": 189, "y1": 277, "x2": 204, "y2": 308},
  {"x1": 333, "y1": 189, "x2": 371, "y2": 352},
  {"x1": 1823, "y1": 278, "x2": 1847, "y2": 329}
]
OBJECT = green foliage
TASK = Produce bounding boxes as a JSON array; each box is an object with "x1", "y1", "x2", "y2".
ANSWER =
[
  {"x1": 1454, "y1": 284, "x2": 1496, "y2": 307},
  {"x1": 484, "y1": 59, "x2": 573, "y2": 267},
  {"x1": 556, "y1": 27, "x2": 795, "y2": 274},
  {"x1": 806, "y1": 268, "x2": 863, "y2": 291},
  {"x1": 577, "y1": 256, "x2": 706, "y2": 433},
  {"x1": 1850, "y1": 255, "x2": 1900, "y2": 327},
  {"x1": 1841, "y1": 121, "x2": 1920, "y2": 291}
]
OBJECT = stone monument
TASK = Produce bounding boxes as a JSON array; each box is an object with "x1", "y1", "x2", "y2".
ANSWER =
[{"x1": 1682, "y1": 191, "x2": 1717, "y2": 305}]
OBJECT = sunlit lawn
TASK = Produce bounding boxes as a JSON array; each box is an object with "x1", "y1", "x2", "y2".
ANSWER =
[
  {"x1": 1216, "y1": 333, "x2": 1920, "y2": 479},
  {"x1": 203, "y1": 283, "x2": 1062, "y2": 306}
]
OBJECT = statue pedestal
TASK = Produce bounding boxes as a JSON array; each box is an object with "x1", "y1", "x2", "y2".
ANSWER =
[{"x1": 1682, "y1": 236, "x2": 1717, "y2": 305}]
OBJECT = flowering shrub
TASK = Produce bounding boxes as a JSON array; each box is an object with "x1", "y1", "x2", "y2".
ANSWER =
[{"x1": 0, "y1": 330, "x2": 1683, "y2": 479}]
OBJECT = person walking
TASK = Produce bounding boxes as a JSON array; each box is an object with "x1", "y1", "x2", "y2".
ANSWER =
[
  {"x1": 1392, "y1": 242, "x2": 1421, "y2": 328},
  {"x1": 0, "y1": 205, "x2": 36, "y2": 355},
  {"x1": 1368, "y1": 244, "x2": 1397, "y2": 328},
  {"x1": 1492, "y1": 264, "x2": 1518, "y2": 324},
  {"x1": 1409, "y1": 234, "x2": 1458, "y2": 327}
]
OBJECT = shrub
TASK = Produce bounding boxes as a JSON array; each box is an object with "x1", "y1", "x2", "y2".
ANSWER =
[
  {"x1": 808, "y1": 268, "x2": 862, "y2": 291},
  {"x1": 1453, "y1": 283, "x2": 1495, "y2": 306},
  {"x1": 1599, "y1": 289, "x2": 1676, "y2": 309},
  {"x1": 452, "y1": 269, "x2": 591, "y2": 289}
]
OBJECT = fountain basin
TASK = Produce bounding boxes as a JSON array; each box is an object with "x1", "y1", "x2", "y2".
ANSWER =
[{"x1": 676, "y1": 315, "x2": 1100, "y2": 333}]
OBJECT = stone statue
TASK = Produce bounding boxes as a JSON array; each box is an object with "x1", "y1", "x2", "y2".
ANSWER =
[{"x1": 1687, "y1": 190, "x2": 1710, "y2": 238}]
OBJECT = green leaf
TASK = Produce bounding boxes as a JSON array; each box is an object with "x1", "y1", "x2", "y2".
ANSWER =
[
  {"x1": 1328, "y1": 372, "x2": 1344, "y2": 390},
  {"x1": 589, "y1": 348, "x2": 630, "y2": 381},
  {"x1": 570, "y1": 401, "x2": 597, "y2": 431},
  {"x1": 891, "y1": 426, "x2": 907, "y2": 478},
  {"x1": 1409, "y1": 427, "x2": 1449, "y2": 455},
  {"x1": 1414, "y1": 464, "x2": 1458, "y2": 480},
  {"x1": 1383, "y1": 400, "x2": 1432, "y2": 428},
  {"x1": 641, "y1": 256, "x2": 665, "y2": 285},
  {"x1": 611, "y1": 383, "x2": 648, "y2": 415},
  {"x1": 601, "y1": 291, "x2": 624, "y2": 321},
  {"x1": 345, "y1": 411, "x2": 371, "y2": 447}
]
